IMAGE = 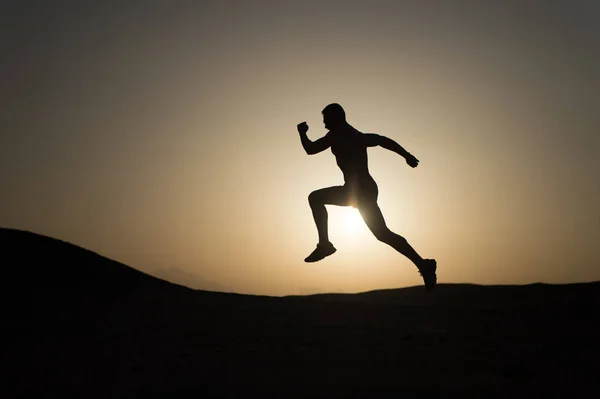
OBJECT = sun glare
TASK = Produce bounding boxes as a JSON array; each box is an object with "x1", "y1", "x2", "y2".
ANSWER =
[{"x1": 343, "y1": 208, "x2": 366, "y2": 235}]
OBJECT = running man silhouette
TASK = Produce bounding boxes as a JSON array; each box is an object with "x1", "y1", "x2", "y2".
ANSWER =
[{"x1": 298, "y1": 103, "x2": 437, "y2": 291}]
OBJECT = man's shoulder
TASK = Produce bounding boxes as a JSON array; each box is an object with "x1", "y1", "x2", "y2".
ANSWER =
[
  {"x1": 349, "y1": 125, "x2": 366, "y2": 135},
  {"x1": 327, "y1": 125, "x2": 365, "y2": 140}
]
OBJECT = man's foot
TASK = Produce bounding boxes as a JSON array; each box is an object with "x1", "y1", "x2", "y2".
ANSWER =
[
  {"x1": 304, "y1": 242, "x2": 337, "y2": 263},
  {"x1": 418, "y1": 259, "x2": 437, "y2": 292}
]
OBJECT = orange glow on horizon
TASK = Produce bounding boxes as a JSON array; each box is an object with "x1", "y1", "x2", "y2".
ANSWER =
[{"x1": 1, "y1": 2, "x2": 598, "y2": 296}]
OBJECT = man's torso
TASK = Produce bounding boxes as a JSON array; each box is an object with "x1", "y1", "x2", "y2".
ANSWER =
[{"x1": 329, "y1": 125, "x2": 374, "y2": 187}]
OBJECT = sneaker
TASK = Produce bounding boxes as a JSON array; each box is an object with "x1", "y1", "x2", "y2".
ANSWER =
[
  {"x1": 304, "y1": 242, "x2": 337, "y2": 263},
  {"x1": 418, "y1": 259, "x2": 437, "y2": 292}
]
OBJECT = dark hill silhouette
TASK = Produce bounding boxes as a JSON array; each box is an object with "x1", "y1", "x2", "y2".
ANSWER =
[
  {"x1": 2, "y1": 227, "x2": 599, "y2": 397},
  {"x1": 2, "y1": 227, "x2": 185, "y2": 323},
  {"x1": 293, "y1": 281, "x2": 600, "y2": 309},
  {"x1": 2, "y1": 227, "x2": 176, "y2": 286}
]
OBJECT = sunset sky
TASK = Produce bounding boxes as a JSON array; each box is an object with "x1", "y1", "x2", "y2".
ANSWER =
[{"x1": 2, "y1": 1, "x2": 598, "y2": 295}]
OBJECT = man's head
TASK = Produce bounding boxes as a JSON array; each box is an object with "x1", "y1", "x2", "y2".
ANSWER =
[{"x1": 322, "y1": 103, "x2": 346, "y2": 130}]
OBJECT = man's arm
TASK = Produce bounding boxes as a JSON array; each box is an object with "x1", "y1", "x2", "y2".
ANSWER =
[
  {"x1": 298, "y1": 122, "x2": 331, "y2": 155},
  {"x1": 364, "y1": 133, "x2": 419, "y2": 167}
]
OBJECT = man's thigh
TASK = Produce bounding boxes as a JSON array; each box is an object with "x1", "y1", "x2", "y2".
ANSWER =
[
  {"x1": 310, "y1": 186, "x2": 352, "y2": 206},
  {"x1": 358, "y1": 201, "x2": 389, "y2": 232}
]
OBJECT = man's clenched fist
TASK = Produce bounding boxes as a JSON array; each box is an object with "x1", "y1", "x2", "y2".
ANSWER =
[{"x1": 297, "y1": 122, "x2": 309, "y2": 134}]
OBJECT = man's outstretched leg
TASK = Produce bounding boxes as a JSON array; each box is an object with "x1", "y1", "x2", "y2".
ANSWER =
[
  {"x1": 305, "y1": 186, "x2": 350, "y2": 262},
  {"x1": 359, "y1": 202, "x2": 437, "y2": 291}
]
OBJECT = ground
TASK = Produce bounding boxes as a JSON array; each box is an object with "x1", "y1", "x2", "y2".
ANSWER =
[{"x1": 3, "y1": 228, "x2": 598, "y2": 397}]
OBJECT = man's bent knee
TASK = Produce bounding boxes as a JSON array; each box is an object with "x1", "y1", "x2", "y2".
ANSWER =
[
  {"x1": 372, "y1": 228, "x2": 389, "y2": 242},
  {"x1": 373, "y1": 228, "x2": 404, "y2": 244},
  {"x1": 308, "y1": 191, "x2": 322, "y2": 207}
]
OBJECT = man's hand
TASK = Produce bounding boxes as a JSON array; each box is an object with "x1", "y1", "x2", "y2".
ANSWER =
[
  {"x1": 297, "y1": 122, "x2": 309, "y2": 135},
  {"x1": 406, "y1": 153, "x2": 419, "y2": 168}
]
